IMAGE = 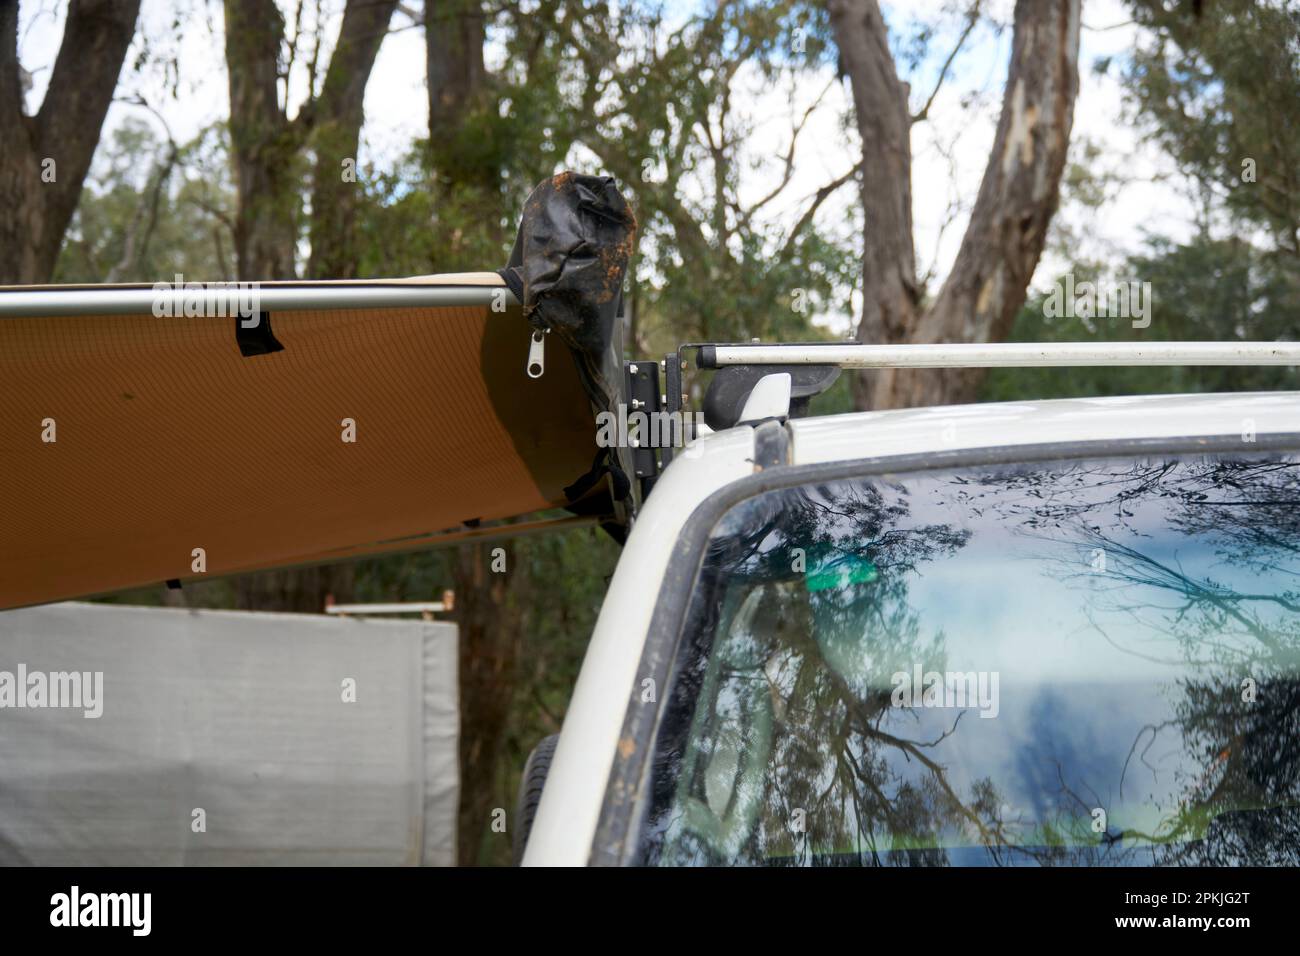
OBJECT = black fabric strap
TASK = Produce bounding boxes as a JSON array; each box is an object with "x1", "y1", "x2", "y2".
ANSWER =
[{"x1": 564, "y1": 448, "x2": 631, "y2": 505}]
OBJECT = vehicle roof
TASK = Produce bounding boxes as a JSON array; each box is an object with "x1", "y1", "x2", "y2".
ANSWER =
[{"x1": 789, "y1": 391, "x2": 1300, "y2": 466}]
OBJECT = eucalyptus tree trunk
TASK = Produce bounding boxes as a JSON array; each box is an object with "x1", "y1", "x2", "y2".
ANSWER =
[
  {"x1": 223, "y1": 0, "x2": 398, "y2": 612},
  {"x1": 0, "y1": 0, "x2": 141, "y2": 284},
  {"x1": 828, "y1": 0, "x2": 1081, "y2": 409}
]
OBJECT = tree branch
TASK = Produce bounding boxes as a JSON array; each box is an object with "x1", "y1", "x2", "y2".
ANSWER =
[
  {"x1": 777, "y1": 166, "x2": 859, "y2": 262},
  {"x1": 911, "y1": 0, "x2": 982, "y2": 125}
]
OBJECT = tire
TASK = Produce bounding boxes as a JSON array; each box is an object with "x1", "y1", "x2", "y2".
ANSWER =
[{"x1": 512, "y1": 733, "x2": 560, "y2": 866}]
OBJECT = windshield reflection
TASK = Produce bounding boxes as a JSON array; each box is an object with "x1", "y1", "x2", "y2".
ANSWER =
[{"x1": 644, "y1": 454, "x2": 1300, "y2": 866}]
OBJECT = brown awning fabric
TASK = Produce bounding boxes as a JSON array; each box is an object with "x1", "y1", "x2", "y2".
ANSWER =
[{"x1": 0, "y1": 275, "x2": 602, "y2": 609}]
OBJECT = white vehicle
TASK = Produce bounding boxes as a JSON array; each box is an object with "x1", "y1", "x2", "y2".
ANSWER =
[{"x1": 521, "y1": 348, "x2": 1300, "y2": 866}]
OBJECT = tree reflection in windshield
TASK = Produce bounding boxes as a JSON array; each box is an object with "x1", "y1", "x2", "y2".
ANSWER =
[{"x1": 641, "y1": 452, "x2": 1300, "y2": 866}]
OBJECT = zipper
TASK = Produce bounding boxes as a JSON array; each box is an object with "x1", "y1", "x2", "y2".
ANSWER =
[{"x1": 527, "y1": 329, "x2": 547, "y2": 378}]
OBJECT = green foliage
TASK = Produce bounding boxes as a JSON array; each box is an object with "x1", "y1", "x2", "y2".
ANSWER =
[
  {"x1": 56, "y1": 120, "x2": 235, "y2": 283},
  {"x1": 1123, "y1": 0, "x2": 1300, "y2": 255},
  {"x1": 352, "y1": 150, "x2": 495, "y2": 276},
  {"x1": 982, "y1": 235, "x2": 1300, "y2": 402}
]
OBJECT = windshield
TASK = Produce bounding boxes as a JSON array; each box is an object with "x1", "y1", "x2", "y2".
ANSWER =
[{"x1": 638, "y1": 451, "x2": 1300, "y2": 866}]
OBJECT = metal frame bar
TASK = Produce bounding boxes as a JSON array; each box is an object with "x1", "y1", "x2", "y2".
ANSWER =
[
  {"x1": 0, "y1": 283, "x2": 516, "y2": 318},
  {"x1": 701, "y1": 341, "x2": 1300, "y2": 369},
  {"x1": 325, "y1": 602, "x2": 448, "y2": 615},
  {"x1": 356, "y1": 513, "x2": 607, "y2": 553}
]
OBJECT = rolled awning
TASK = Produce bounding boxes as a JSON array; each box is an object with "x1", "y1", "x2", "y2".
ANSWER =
[{"x1": 0, "y1": 172, "x2": 638, "y2": 610}]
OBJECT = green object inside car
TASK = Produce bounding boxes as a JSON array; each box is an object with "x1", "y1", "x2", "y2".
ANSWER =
[{"x1": 805, "y1": 551, "x2": 878, "y2": 592}]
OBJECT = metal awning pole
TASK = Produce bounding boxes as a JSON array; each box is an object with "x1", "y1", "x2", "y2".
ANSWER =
[{"x1": 0, "y1": 283, "x2": 516, "y2": 318}]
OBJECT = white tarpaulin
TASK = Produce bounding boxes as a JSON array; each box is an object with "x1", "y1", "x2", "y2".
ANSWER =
[{"x1": 0, "y1": 602, "x2": 458, "y2": 865}]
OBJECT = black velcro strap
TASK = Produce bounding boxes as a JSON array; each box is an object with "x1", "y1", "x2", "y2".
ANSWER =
[
  {"x1": 236, "y1": 311, "x2": 285, "y2": 357},
  {"x1": 496, "y1": 268, "x2": 525, "y2": 305}
]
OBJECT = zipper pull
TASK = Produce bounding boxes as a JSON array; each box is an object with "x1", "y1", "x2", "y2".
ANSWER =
[{"x1": 527, "y1": 329, "x2": 547, "y2": 378}]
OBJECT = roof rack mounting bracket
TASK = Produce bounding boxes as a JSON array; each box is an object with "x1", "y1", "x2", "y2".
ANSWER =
[
  {"x1": 701, "y1": 361, "x2": 840, "y2": 430},
  {"x1": 624, "y1": 359, "x2": 663, "y2": 499}
]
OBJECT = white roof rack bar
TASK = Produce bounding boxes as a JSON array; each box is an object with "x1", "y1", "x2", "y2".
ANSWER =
[{"x1": 703, "y1": 341, "x2": 1300, "y2": 368}]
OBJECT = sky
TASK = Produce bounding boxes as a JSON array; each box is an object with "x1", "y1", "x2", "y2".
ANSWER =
[{"x1": 15, "y1": 0, "x2": 1199, "y2": 331}]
